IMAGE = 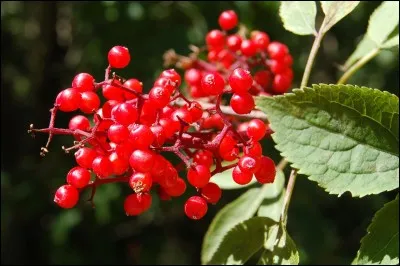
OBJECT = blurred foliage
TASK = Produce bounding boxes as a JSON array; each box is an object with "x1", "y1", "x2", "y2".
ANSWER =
[{"x1": 1, "y1": 1, "x2": 398, "y2": 265}]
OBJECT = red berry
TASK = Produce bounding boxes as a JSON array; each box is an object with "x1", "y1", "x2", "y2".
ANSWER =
[
  {"x1": 56, "y1": 88, "x2": 81, "y2": 112},
  {"x1": 129, "y1": 172, "x2": 153, "y2": 193},
  {"x1": 251, "y1": 31, "x2": 270, "y2": 51},
  {"x1": 164, "y1": 177, "x2": 186, "y2": 197},
  {"x1": 108, "y1": 151, "x2": 129, "y2": 175},
  {"x1": 226, "y1": 34, "x2": 242, "y2": 51},
  {"x1": 75, "y1": 147, "x2": 97, "y2": 169},
  {"x1": 54, "y1": 185, "x2": 79, "y2": 209},
  {"x1": 171, "y1": 108, "x2": 193, "y2": 125},
  {"x1": 232, "y1": 165, "x2": 253, "y2": 185},
  {"x1": 247, "y1": 119, "x2": 267, "y2": 141},
  {"x1": 102, "y1": 80, "x2": 124, "y2": 101},
  {"x1": 268, "y1": 59, "x2": 287, "y2": 75},
  {"x1": 187, "y1": 165, "x2": 211, "y2": 188},
  {"x1": 218, "y1": 10, "x2": 238, "y2": 30},
  {"x1": 124, "y1": 193, "x2": 152, "y2": 216},
  {"x1": 219, "y1": 135, "x2": 239, "y2": 161},
  {"x1": 68, "y1": 115, "x2": 90, "y2": 132},
  {"x1": 238, "y1": 156, "x2": 259, "y2": 174},
  {"x1": 206, "y1": 30, "x2": 225, "y2": 49},
  {"x1": 149, "y1": 86, "x2": 172, "y2": 108},
  {"x1": 160, "y1": 69, "x2": 181, "y2": 87},
  {"x1": 254, "y1": 70, "x2": 272, "y2": 89},
  {"x1": 283, "y1": 54, "x2": 293, "y2": 67},
  {"x1": 150, "y1": 125, "x2": 166, "y2": 147},
  {"x1": 207, "y1": 50, "x2": 219, "y2": 62},
  {"x1": 254, "y1": 156, "x2": 276, "y2": 184},
  {"x1": 159, "y1": 117, "x2": 180, "y2": 138},
  {"x1": 229, "y1": 68, "x2": 253, "y2": 93},
  {"x1": 129, "y1": 124, "x2": 154, "y2": 149},
  {"x1": 115, "y1": 141, "x2": 135, "y2": 160},
  {"x1": 108, "y1": 124, "x2": 129, "y2": 144},
  {"x1": 244, "y1": 141, "x2": 263, "y2": 158},
  {"x1": 67, "y1": 167, "x2": 91, "y2": 188},
  {"x1": 185, "y1": 68, "x2": 202, "y2": 86},
  {"x1": 240, "y1": 40, "x2": 257, "y2": 57},
  {"x1": 123, "y1": 78, "x2": 143, "y2": 100},
  {"x1": 272, "y1": 73, "x2": 292, "y2": 94},
  {"x1": 72, "y1": 73, "x2": 94, "y2": 92},
  {"x1": 111, "y1": 103, "x2": 138, "y2": 126},
  {"x1": 129, "y1": 149, "x2": 155, "y2": 173},
  {"x1": 201, "y1": 72, "x2": 225, "y2": 96},
  {"x1": 267, "y1": 42, "x2": 288, "y2": 60},
  {"x1": 154, "y1": 77, "x2": 176, "y2": 95},
  {"x1": 92, "y1": 156, "x2": 113, "y2": 178},
  {"x1": 185, "y1": 101, "x2": 203, "y2": 122},
  {"x1": 184, "y1": 196, "x2": 208, "y2": 220},
  {"x1": 80, "y1": 91, "x2": 100, "y2": 114},
  {"x1": 201, "y1": 182, "x2": 222, "y2": 204},
  {"x1": 108, "y1": 45, "x2": 130, "y2": 68},
  {"x1": 194, "y1": 150, "x2": 214, "y2": 168},
  {"x1": 230, "y1": 93, "x2": 255, "y2": 114}
]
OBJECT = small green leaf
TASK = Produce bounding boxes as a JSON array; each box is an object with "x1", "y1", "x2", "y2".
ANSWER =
[
  {"x1": 256, "y1": 84, "x2": 399, "y2": 197},
  {"x1": 353, "y1": 195, "x2": 399, "y2": 265},
  {"x1": 257, "y1": 225, "x2": 300, "y2": 265},
  {"x1": 208, "y1": 217, "x2": 275, "y2": 265},
  {"x1": 212, "y1": 168, "x2": 257, "y2": 190},
  {"x1": 320, "y1": 1, "x2": 360, "y2": 33},
  {"x1": 344, "y1": 36, "x2": 378, "y2": 69},
  {"x1": 382, "y1": 35, "x2": 399, "y2": 49},
  {"x1": 279, "y1": 1, "x2": 317, "y2": 36},
  {"x1": 257, "y1": 170, "x2": 286, "y2": 222},
  {"x1": 201, "y1": 187, "x2": 268, "y2": 264}
]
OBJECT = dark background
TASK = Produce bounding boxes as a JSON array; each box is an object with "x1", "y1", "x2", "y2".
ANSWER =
[{"x1": 1, "y1": 1, "x2": 398, "y2": 265}]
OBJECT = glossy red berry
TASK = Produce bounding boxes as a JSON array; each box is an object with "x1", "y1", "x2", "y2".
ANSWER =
[
  {"x1": 185, "y1": 68, "x2": 202, "y2": 86},
  {"x1": 187, "y1": 165, "x2": 211, "y2": 188},
  {"x1": 240, "y1": 40, "x2": 257, "y2": 57},
  {"x1": 54, "y1": 185, "x2": 79, "y2": 209},
  {"x1": 251, "y1": 31, "x2": 270, "y2": 51},
  {"x1": 102, "y1": 80, "x2": 124, "y2": 101},
  {"x1": 129, "y1": 124, "x2": 154, "y2": 149},
  {"x1": 244, "y1": 141, "x2": 263, "y2": 158},
  {"x1": 129, "y1": 149, "x2": 155, "y2": 173},
  {"x1": 171, "y1": 108, "x2": 193, "y2": 125},
  {"x1": 160, "y1": 69, "x2": 181, "y2": 87},
  {"x1": 75, "y1": 147, "x2": 97, "y2": 169},
  {"x1": 254, "y1": 70, "x2": 272, "y2": 89},
  {"x1": 123, "y1": 78, "x2": 143, "y2": 100},
  {"x1": 232, "y1": 165, "x2": 253, "y2": 185},
  {"x1": 247, "y1": 119, "x2": 267, "y2": 141},
  {"x1": 72, "y1": 73, "x2": 94, "y2": 92},
  {"x1": 124, "y1": 193, "x2": 152, "y2": 216},
  {"x1": 267, "y1": 42, "x2": 289, "y2": 59},
  {"x1": 218, "y1": 10, "x2": 238, "y2": 30},
  {"x1": 67, "y1": 167, "x2": 91, "y2": 188},
  {"x1": 80, "y1": 91, "x2": 100, "y2": 114},
  {"x1": 56, "y1": 88, "x2": 81, "y2": 112},
  {"x1": 201, "y1": 182, "x2": 222, "y2": 204},
  {"x1": 129, "y1": 172, "x2": 153, "y2": 193},
  {"x1": 108, "y1": 124, "x2": 129, "y2": 143},
  {"x1": 226, "y1": 34, "x2": 242, "y2": 51},
  {"x1": 229, "y1": 68, "x2": 253, "y2": 93},
  {"x1": 194, "y1": 150, "x2": 214, "y2": 168},
  {"x1": 164, "y1": 177, "x2": 187, "y2": 197},
  {"x1": 185, "y1": 101, "x2": 203, "y2": 122},
  {"x1": 201, "y1": 72, "x2": 225, "y2": 96},
  {"x1": 150, "y1": 125, "x2": 166, "y2": 147},
  {"x1": 219, "y1": 135, "x2": 239, "y2": 161},
  {"x1": 149, "y1": 86, "x2": 172, "y2": 108},
  {"x1": 272, "y1": 73, "x2": 292, "y2": 94},
  {"x1": 238, "y1": 156, "x2": 259, "y2": 174},
  {"x1": 111, "y1": 103, "x2": 138, "y2": 126},
  {"x1": 108, "y1": 46, "x2": 130, "y2": 68},
  {"x1": 184, "y1": 196, "x2": 208, "y2": 220},
  {"x1": 255, "y1": 156, "x2": 276, "y2": 184},
  {"x1": 68, "y1": 115, "x2": 90, "y2": 132},
  {"x1": 108, "y1": 151, "x2": 129, "y2": 175},
  {"x1": 92, "y1": 156, "x2": 113, "y2": 178},
  {"x1": 230, "y1": 93, "x2": 255, "y2": 114},
  {"x1": 206, "y1": 30, "x2": 225, "y2": 49}
]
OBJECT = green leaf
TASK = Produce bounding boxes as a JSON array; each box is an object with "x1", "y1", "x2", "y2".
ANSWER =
[
  {"x1": 320, "y1": 1, "x2": 360, "y2": 33},
  {"x1": 201, "y1": 187, "x2": 268, "y2": 264},
  {"x1": 211, "y1": 167, "x2": 257, "y2": 190},
  {"x1": 279, "y1": 1, "x2": 317, "y2": 36},
  {"x1": 344, "y1": 2, "x2": 399, "y2": 69},
  {"x1": 353, "y1": 195, "x2": 399, "y2": 265},
  {"x1": 256, "y1": 84, "x2": 399, "y2": 197},
  {"x1": 207, "y1": 217, "x2": 275, "y2": 265},
  {"x1": 257, "y1": 225, "x2": 300, "y2": 265},
  {"x1": 366, "y1": 1, "x2": 399, "y2": 46},
  {"x1": 257, "y1": 170, "x2": 286, "y2": 222},
  {"x1": 382, "y1": 35, "x2": 399, "y2": 49}
]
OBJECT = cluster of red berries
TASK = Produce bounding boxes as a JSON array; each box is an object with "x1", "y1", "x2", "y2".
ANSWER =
[
  {"x1": 174, "y1": 10, "x2": 293, "y2": 99},
  {"x1": 29, "y1": 11, "x2": 278, "y2": 221}
]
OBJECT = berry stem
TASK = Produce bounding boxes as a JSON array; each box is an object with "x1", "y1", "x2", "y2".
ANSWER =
[
  {"x1": 281, "y1": 169, "x2": 297, "y2": 226},
  {"x1": 300, "y1": 31, "x2": 325, "y2": 89}
]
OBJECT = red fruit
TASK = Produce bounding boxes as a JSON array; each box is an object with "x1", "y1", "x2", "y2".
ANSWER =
[
  {"x1": 150, "y1": 125, "x2": 166, "y2": 147},
  {"x1": 164, "y1": 177, "x2": 187, "y2": 197},
  {"x1": 254, "y1": 70, "x2": 272, "y2": 89},
  {"x1": 187, "y1": 165, "x2": 211, "y2": 188},
  {"x1": 108, "y1": 151, "x2": 129, "y2": 175},
  {"x1": 111, "y1": 103, "x2": 138, "y2": 126},
  {"x1": 268, "y1": 59, "x2": 287, "y2": 75},
  {"x1": 123, "y1": 78, "x2": 143, "y2": 100},
  {"x1": 229, "y1": 68, "x2": 253, "y2": 93},
  {"x1": 247, "y1": 119, "x2": 267, "y2": 141},
  {"x1": 154, "y1": 77, "x2": 176, "y2": 95},
  {"x1": 75, "y1": 147, "x2": 97, "y2": 169},
  {"x1": 56, "y1": 88, "x2": 81, "y2": 112},
  {"x1": 129, "y1": 149, "x2": 155, "y2": 173},
  {"x1": 255, "y1": 156, "x2": 276, "y2": 184},
  {"x1": 124, "y1": 193, "x2": 152, "y2": 216},
  {"x1": 218, "y1": 10, "x2": 238, "y2": 30},
  {"x1": 184, "y1": 196, "x2": 208, "y2": 220},
  {"x1": 230, "y1": 93, "x2": 255, "y2": 114},
  {"x1": 272, "y1": 73, "x2": 292, "y2": 94},
  {"x1": 80, "y1": 91, "x2": 100, "y2": 114},
  {"x1": 54, "y1": 185, "x2": 79, "y2": 209},
  {"x1": 108, "y1": 124, "x2": 129, "y2": 144},
  {"x1": 171, "y1": 108, "x2": 193, "y2": 125},
  {"x1": 108, "y1": 45, "x2": 130, "y2": 68},
  {"x1": 207, "y1": 50, "x2": 219, "y2": 62},
  {"x1": 244, "y1": 141, "x2": 263, "y2": 158},
  {"x1": 232, "y1": 165, "x2": 253, "y2": 185},
  {"x1": 160, "y1": 69, "x2": 181, "y2": 87},
  {"x1": 206, "y1": 30, "x2": 225, "y2": 49},
  {"x1": 238, "y1": 156, "x2": 259, "y2": 174},
  {"x1": 219, "y1": 135, "x2": 239, "y2": 161},
  {"x1": 185, "y1": 101, "x2": 203, "y2": 122},
  {"x1": 102, "y1": 80, "x2": 124, "y2": 101},
  {"x1": 68, "y1": 115, "x2": 90, "y2": 132},
  {"x1": 226, "y1": 34, "x2": 242, "y2": 51},
  {"x1": 115, "y1": 141, "x2": 135, "y2": 160},
  {"x1": 201, "y1": 182, "x2": 222, "y2": 204},
  {"x1": 92, "y1": 156, "x2": 113, "y2": 178},
  {"x1": 267, "y1": 42, "x2": 289, "y2": 60},
  {"x1": 129, "y1": 124, "x2": 154, "y2": 149},
  {"x1": 194, "y1": 150, "x2": 214, "y2": 168},
  {"x1": 72, "y1": 73, "x2": 94, "y2": 92},
  {"x1": 251, "y1": 31, "x2": 270, "y2": 51},
  {"x1": 129, "y1": 172, "x2": 153, "y2": 193},
  {"x1": 149, "y1": 86, "x2": 171, "y2": 108},
  {"x1": 240, "y1": 40, "x2": 257, "y2": 57},
  {"x1": 185, "y1": 68, "x2": 202, "y2": 86},
  {"x1": 201, "y1": 72, "x2": 225, "y2": 96},
  {"x1": 66, "y1": 167, "x2": 91, "y2": 188},
  {"x1": 159, "y1": 117, "x2": 180, "y2": 138}
]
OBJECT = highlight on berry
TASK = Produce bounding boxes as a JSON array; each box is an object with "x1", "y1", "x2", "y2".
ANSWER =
[{"x1": 28, "y1": 10, "x2": 282, "y2": 220}]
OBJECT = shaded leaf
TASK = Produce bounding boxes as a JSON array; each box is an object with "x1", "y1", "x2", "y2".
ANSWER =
[
  {"x1": 256, "y1": 84, "x2": 399, "y2": 197},
  {"x1": 320, "y1": 1, "x2": 360, "y2": 33},
  {"x1": 353, "y1": 195, "x2": 399, "y2": 265},
  {"x1": 279, "y1": 1, "x2": 317, "y2": 35},
  {"x1": 382, "y1": 35, "x2": 399, "y2": 49}
]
